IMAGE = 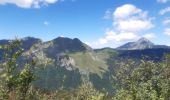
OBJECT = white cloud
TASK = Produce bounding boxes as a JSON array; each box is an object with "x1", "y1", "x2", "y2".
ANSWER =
[
  {"x1": 157, "y1": 0, "x2": 170, "y2": 3},
  {"x1": 45, "y1": 0, "x2": 58, "y2": 3},
  {"x1": 159, "y1": 7, "x2": 170, "y2": 15},
  {"x1": 113, "y1": 4, "x2": 153, "y2": 33},
  {"x1": 103, "y1": 9, "x2": 112, "y2": 19},
  {"x1": 85, "y1": 42, "x2": 91, "y2": 46},
  {"x1": 0, "y1": 0, "x2": 59, "y2": 8},
  {"x1": 162, "y1": 18, "x2": 170, "y2": 25},
  {"x1": 99, "y1": 30, "x2": 138, "y2": 44},
  {"x1": 143, "y1": 33, "x2": 156, "y2": 39},
  {"x1": 115, "y1": 19, "x2": 153, "y2": 33},
  {"x1": 44, "y1": 21, "x2": 50, "y2": 25},
  {"x1": 59, "y1": 35, "x2": 65, "y2": 37},
  {"x1": 164, "y1": 28, "x2": 170, "y2": 36},
  {"x1": 95, "y1": 4, "x2": 154, "y2": 46},
  {"x1": 113, "y1": 4, "x2": 142, "y2": 20}
]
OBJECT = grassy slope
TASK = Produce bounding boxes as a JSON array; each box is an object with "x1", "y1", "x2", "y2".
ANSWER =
[{"x1": 68, "y1": 50, "x2": 117, "y2": 76}]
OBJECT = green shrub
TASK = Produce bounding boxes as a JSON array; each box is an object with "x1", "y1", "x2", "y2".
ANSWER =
[
  {"x1": 113, "y1": 56, "x2": 170, "y2": 100},
  {"x1": 0, "y1": 39, "x2": 36, "y2": 100}
]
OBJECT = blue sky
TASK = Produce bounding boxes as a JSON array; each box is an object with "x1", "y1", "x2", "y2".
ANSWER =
[{"x1": 0, "y1": 0, "x2": 170, "y2": 48}]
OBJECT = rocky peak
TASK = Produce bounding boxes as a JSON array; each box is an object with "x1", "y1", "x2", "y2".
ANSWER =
[
  {"x1": 51, "y1": 37, "x2": 91, "y2": 52},
  {"x1": 137, "y1": 38, "x2": 153, "y2": 44},
  {"x1": 21, "y1": 37, "x2": 42, "y2": 51},
  {"x1": 117, "y1": 38, "x2": 155, "y2": 50}
]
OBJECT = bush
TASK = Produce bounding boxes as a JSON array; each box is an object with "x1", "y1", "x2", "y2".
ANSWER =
[{"x1": 113, "y1": 56, "x2": 170, "y2": 100}]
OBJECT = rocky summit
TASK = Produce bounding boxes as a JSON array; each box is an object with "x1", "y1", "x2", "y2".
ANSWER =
[{"x1": 117, "y1": 37, "x2": 169, "y2": 50}]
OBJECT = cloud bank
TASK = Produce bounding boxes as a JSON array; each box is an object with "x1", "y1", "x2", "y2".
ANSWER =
[
  {"x1": 164, "y1": 28, "x2": 170, "y2": 36},
  {"x1": 157, "y1": 0, "x2": 170, "y2": 3},
  {"x1": 159, "y1": 7, "x2": 170, "y2": 15},
  {"x1": 0, "y1": 0, "x2": 59, "y2": 8},
  {"x1": 96, "y1": 4, "x2": 154, "y2": 47}
]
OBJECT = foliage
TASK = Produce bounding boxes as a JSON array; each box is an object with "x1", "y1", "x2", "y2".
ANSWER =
[
  {"x1": 19, "y1": 82, "x2": 105, "y2": 100},
  {"x1": 74, "y1": 82, "x2": 105, "y2": 100},
  {"x1": 113, "y1": 56, "x2": 170, "y2": 100},
  {"x1": 0, "y1": 39, "x2": 36, "y2": 100}
]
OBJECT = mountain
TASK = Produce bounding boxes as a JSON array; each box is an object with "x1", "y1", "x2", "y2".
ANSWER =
[
  {"x1": 48, "y1": 37, "x2": 92, "y2": 53},
  {"x1": 0, "y1": 37, "x2": 41, "y2": 51},
  {"x1": 0, "y1": 36, "x2": 170, "y2": 93},
  {"x1": 116, "y1": 48, "x2": 170, "y2": 61},
  {"x1": 117, "y1": 37, "x2": 169, "y2": 50},
  {"x1": 21, "y1": 37, "x2": 113, "y2": 91},
  {"x1": 0, "y1": 37, "x2": 41, "y2": 60},
  {"x1": 21, "y1": 37, "x2": 42, "y2": 51},
  {"x1": 0, "y1": 39, "x2": 9, "y2": 45}
]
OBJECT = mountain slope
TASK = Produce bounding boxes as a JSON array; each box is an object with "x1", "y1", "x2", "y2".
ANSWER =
[
  {"x1": 116, "y1": 48, "x2": 170, "y2": 61},
  {"x1": 21, "y1": 37, "x2": 114, "y2": 90}
]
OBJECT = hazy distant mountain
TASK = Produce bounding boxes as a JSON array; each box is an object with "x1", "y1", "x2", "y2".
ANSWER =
[
  {"x1": 0, "y1": 39, "x2": 9, "y2": 45},
  {"x1": 117, "y1": 38, "x2": 169, "y2": 50}
]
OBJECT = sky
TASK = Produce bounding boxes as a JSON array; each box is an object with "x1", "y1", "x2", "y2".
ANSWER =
[{"x1": 0, "y1": 0, "x2": 170, "y2": 48}]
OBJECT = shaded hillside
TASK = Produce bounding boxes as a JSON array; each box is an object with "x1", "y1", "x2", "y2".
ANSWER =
[{"x1": 117, "y1": 48, "x2": 170, "y2": 61}]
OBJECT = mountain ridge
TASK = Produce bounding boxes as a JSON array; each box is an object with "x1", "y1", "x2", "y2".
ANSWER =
[
  {"x1": 1, "y1": 36, "x2": 170, "y2": 92},
  {"x1": 0, "y1": 37, "x2": 169, "y2": 50},
  {"x1": 116, "y1": 37, "x2": 169, "y2": 50}
]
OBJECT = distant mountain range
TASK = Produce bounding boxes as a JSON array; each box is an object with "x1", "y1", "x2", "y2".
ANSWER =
[
  {"x1": 0, "y1": 37, "x2": 170, "y2": 93},
  {"x1": 0, "y1": 37, "x2": 169, "y2": 51}
]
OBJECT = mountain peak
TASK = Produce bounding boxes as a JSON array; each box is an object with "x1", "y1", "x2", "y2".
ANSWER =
[
  {"x1": 138, "y1": 37, "x2": 150, "y2": 42},
  {"x1": 136, "y1": 37, "x2": 154, "y2": 45},
  {"x1": 51, "y1": 37, "x2": 92, "y2": 52},
  {"x1": 22, "y1": 36, "x2": 39, "y2": 41},
  {"x1": 21, "y1": 37, "x2": 42, "y2": 51},
  {"x1": 117, "y1": 38, "x2": 155, "y2": 50}
]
